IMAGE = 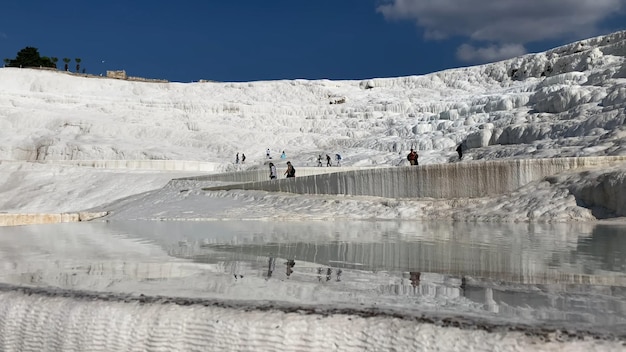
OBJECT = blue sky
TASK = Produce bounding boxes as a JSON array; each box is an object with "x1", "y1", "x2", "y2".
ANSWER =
[{"x1": 1, "y1": 0, "x2": 625, "y2": 82}]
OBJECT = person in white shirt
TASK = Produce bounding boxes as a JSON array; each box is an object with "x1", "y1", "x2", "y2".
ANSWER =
[{"x1": 269, "y1": 163, "x2": 277, "y2": 180}]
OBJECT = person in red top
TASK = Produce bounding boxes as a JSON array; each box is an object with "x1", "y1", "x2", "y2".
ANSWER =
[{"x1": 407, "y1": 148, "x2": 418, "y2": 166}]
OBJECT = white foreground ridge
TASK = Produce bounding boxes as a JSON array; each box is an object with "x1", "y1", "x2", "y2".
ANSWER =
[{"x1": 0, "y1": 285, "x2": 624, "y2": 352}]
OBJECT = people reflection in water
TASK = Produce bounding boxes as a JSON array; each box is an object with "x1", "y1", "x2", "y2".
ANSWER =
[
  {"x1": 409, "y1": 272, "x2": 421, "y2": 287},
  {"x1": 267, "y1": 257, "x2": 276, "y2": 279},
  {"x1": 286, "y1": 259, "x2": 295, "y2": 278},
  {"x1": 317, "y1": 267, "x2": 342, "y2": 282}
]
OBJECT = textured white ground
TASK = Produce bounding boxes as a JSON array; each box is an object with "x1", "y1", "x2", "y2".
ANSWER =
[
  {"x1": 2, "y1": 290, "x2": 624, "y2": 352},
  {"x1": 1, "y1": 30, "x2": 626, "y2": 351},
  {"x1": 1, "y1": 31, "x2": 626, "y2": 222}
]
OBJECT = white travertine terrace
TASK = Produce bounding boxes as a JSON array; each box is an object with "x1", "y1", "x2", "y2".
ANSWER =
[{"x1": 200, "y1": 156, "x2": 626, "y2": 200}]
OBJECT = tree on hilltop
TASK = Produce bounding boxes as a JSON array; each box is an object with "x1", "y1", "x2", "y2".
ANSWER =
[
  {"x1": 75, "y1": 58, "x2": 81, "y2": 73},
  {"x1": 50, "y1": 57, "x2": 58, "y2": 69},
  {"x1": 63, "y1": 58, "x2": 70, "y2": 71},
  {"x1": 6, "y1": 47, "x2": 54, "y2": 68}
]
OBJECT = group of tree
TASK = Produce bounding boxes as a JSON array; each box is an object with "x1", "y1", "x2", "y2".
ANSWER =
[{"x1": 3, "y1": 47, "x2": 83, "y2": 73}]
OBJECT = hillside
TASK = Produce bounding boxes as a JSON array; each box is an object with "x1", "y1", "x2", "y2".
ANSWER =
[
  {"x1": 1, "y1": 31, "x2": 625, "y2": 169},
  {"x1": 1, "y1": 31, "x2": 626, "y2": 222}
]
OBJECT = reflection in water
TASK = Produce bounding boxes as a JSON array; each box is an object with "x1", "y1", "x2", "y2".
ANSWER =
[
  {"x1": 267, "y1": 256, "x2": 275, "y2": 279},
  {"x1": 286, "y1": 259, "x2": 295, "y2": 278},
  {"x1": 1, "y1": 220, "x2": 626, "y2": 336},
  {"x1": 316, "y1": 267, "x2": 342, "y2": 282},
  {"x1": 265, "y1": 257, "x2": 296, "y2": 279},
  {"x1": 577, "y1": 224, "x2": 626, "y2": 272},
  {"x1": 410, "y1": 272, "x2": 421, "y2": 287}
]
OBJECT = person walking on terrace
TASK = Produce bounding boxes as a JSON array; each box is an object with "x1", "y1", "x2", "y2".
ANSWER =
[
  {"x1": 326, "y1": 154, "x2": 332, "y2": 167},
  {"x1": 456, "y1": 143, "x2": 463, "y2": 161},
  {"x1": 284, "y1": 161, "x2": 296, "y2": 178},
  {"x1": 269, "y1": 162, "x2": 277, "y2": 180},
  {"x1": 407, "y1": 148, "x2": 418, "y2": 166},
  {"x1": 317, "y1": 154, "x2": 323, "y2": 167}
]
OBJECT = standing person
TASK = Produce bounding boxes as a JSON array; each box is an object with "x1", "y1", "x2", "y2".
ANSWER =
[
  {"x1": 241, "y1": 153, "x2": 246, "y2": 164},
  {"x1": 407, "y1": 149, "x2": 418, "y2": 166},
  {"x1": 456, "y1": 143, "x2": 463, "y2": 161},
  {"x1": 280, "y1": 151, "x2": 287, "y2": 159},
  {"x1": 236, "y1": 153, "x2": 239, "y2": 164},
  {"x1": 317, "y1": 154, "x2": 323, "y2": 167},
  {"x1": 266, "y1": 148, "x2": 271, "y2": 159},
  {"x1": 326, "y1": 154, "x2": 332, "y2": 167},
  {"x1": 269, "y1": 162, "x2": 277, "y2": 180},
  {"x1": 284, "y1": 161, "x2": 296, "y2": 178},
  {"x1": 335, "y1": 154, "x2": 342, "y2": 166}
]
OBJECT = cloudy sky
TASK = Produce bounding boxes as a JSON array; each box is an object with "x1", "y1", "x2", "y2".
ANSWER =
[{"x1": 1, "y1": 0, "x2": 624, "y2": 82}]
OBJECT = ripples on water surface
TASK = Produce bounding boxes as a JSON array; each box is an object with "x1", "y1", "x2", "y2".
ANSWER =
[{"x1": 1, "y1": 220, "x2": 626, "y2": 337}]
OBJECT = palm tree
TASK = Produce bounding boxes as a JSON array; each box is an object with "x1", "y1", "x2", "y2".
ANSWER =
[
  {"x1": 75, "y1": 58, "x2": 81, "y2": 73},
  {"x1": 51, "y1": 57, "x2": 58, "y2": 69},
  {"x1": 63, "y1": 58, "x2": 70, "y2": 71}
]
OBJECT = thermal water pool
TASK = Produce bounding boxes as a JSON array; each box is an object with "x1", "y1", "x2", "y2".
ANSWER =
[{"x1": 1, "y1": 220, "x2": 625, "y2": 351}]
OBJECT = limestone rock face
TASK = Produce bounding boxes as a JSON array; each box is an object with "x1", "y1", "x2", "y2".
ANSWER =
[
  {"x1": 466, "y1": 128, "x2": 493, "y2": 149},
  {"x1": 562, "y1": 168, "x2": 626, "y2": 217}
]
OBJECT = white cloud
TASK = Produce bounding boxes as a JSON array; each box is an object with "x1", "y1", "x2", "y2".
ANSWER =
[
  {"x1": 377, "y1": 0, "x2": 624, "y2": 62},
  {"x1": 456, "y1": 43, "x2": 527, "y2": 63}
]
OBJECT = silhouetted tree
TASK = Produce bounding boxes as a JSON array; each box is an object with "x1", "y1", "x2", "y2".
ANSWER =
[
  {"x1": 75, "y1": 58, "x2": 81, "y2": 73},
  {"x1": 6, "y1": 47, "x2": 55, "y2": 68},
  {"x1": 3, "y1": 58, "x2": 9, "y2": 67},
  {"x1": 41, "y1": 56, "x2": 53, "y2": 67},
  {"x1": 50, "y1": 57, "x2": 58, "y2": 69},
  {"x1": 63, "y1": 58, "x2": 70, "y2": 71}
]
